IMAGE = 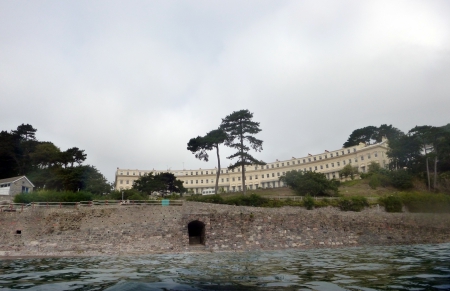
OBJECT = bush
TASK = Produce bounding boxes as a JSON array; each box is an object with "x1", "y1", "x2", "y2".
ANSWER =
[
  {"x1": 379, "y1": 195, "x2": 403, "y2": 212},
  {"x1": 14, "y1": 190, "x2": 93, "y2": 203},
  {"x1": 390, "y1": 170, "x2": 413, "y2": 190},
  {"x1": 338, "y1": 196, "x2": 369, "y2": 212},
  {"x1": 187, "y1": 194, "x2": 224, "y2": 204},
  {"x1": 400, "y1": 192, "x2": 450, "y2": 213},
  {"x1": 303, "y1": 194, "x2": 315, "y2": 210}
]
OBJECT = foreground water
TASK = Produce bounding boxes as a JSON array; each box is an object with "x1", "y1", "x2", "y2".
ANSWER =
[{"x1": 1, "y1": 243, "x2": 449, "y2": 290}]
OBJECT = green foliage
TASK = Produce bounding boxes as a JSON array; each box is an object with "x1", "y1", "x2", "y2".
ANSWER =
[
  {"x1": 220, "y1": 109, "x2": 265, "y2": 194},
  {"x1": 303, "y1": 194, "x2": 314, "y2": 210},
  {"x1": 187, "y1": 128, "x2": 227, "y2": 194},
  {"x1": 280, "y1": 170, "x2": 338, "y2": 196},
  {"x1": 343, "y1": 124, "x2": 403, "y2": 148},
  {"x1": 338, "y1": 196, "x2": 369, "y2": 212},
  {"x1": 339, "y1": 164, "x2": 359, "y2": 180},
  {"x1": 13, "y1": 190, "x2": 93, "y2": 203},
  {"x1": 378, "y1": 195, "x2": 403, "y2": 212},
  {"x1": 132, "y1": 172, "x2": 185, "y2": 196},
  {"x1": 399, "y1": 192, "x2": 450, "y2": 213},
  {"x1": 389, "y1": 170, "x2": 414, "y2": 190}
]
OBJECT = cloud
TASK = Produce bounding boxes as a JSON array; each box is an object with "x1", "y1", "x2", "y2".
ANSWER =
[{"x1": 1, "y1": 0, "x2": 449, "y2": 182}]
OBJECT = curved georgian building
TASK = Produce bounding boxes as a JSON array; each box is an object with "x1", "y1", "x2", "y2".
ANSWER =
[{"x1": 114, "y1": 139, "x2": 389, "y2": 193}]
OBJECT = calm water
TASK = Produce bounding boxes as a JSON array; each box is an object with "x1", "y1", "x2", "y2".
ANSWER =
[{"x1": 1, "y1": 243, "x2": 449, "y2": 290}]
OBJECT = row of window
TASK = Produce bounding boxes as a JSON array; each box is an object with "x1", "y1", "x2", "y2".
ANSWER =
[
  {"x1": 117, "y1": 151, "x2": 382, "y2": 182},
  {"x1": 0, "y1": 183, "x2": 11, "y2": 188}
]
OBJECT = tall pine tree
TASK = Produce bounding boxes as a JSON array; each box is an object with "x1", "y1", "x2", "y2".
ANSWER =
[{"x1": 220, "y1": 109, "x2": 265, "y2": 195}]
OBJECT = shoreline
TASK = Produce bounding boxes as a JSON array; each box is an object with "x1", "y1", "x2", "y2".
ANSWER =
[{"x1": 1, "y1": 202, "x2": 450, "y2": 258}]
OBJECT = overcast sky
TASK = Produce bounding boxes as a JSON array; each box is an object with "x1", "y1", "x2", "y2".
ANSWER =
[{"x1": 1, "y1": 0, "x2": 449, "y2": 183}]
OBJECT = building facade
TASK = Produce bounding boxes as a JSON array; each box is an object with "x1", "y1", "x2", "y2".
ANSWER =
[
  {"x1": 114, "y1": 139, "x2": 389, "y2": 194},
  {"x1": 0, "y1": 176, "x2": 35, "y2": 201}
]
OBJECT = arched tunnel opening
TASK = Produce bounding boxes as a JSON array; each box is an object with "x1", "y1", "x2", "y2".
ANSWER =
[{"x1": 188, "y1": 220, "x2": 205, "y2": 245}]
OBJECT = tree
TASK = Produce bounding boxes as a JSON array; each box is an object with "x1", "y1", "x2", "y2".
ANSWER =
[
  {"x1": 339, "y1": 164, "x2": 359, "y2": 180},
  {"x1": 133, "y1": 172, "x2": 186, "y2": 197},
  {"x1": 343, "y1": 124, "x2": 404, "y2": 148},
  {"x1": 220, "y1": 109, "x2": 265, "y2": 195},
  {"x1": 279, "y1": 170, "x2": 338, "y2": 196},
  {"x1": 187, "y1": 128, "x2": 227, "y2": 194},
  {"x1": 30, "y1": 142, "x2": 61, "y2": 168}
]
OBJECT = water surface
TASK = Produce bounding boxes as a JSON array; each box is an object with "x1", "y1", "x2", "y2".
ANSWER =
[{"x1": 1, "y1": 243, "x2": 449, "y2": 290}]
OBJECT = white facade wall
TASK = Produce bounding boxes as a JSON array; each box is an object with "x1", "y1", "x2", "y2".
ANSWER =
[{"x1": 114, "y1": 140, "x2": 389, "y2": 194}]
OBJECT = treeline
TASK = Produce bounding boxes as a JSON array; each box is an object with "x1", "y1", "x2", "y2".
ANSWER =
[
  {"x1": 343, "y1": 123, "x2": 450, "y2": 192},
  {"x1": 0, "y1": 124, "x2": 111, "y2": 194}
]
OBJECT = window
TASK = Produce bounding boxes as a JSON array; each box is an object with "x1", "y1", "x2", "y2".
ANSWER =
[
  {"x1": 282, "y1": 163, "x2": 284, "y2": 166},
  {"x1": 342, "y1": 151, "x2": 344, "y2": 155},
  {"x1": 330, "y1": 153, "x2": 333, "y2": 157},
  {"x1": 238, "y1": 177, "x2": 241, "y2": 181},
  {"x1": 185, "y1": 180, "x2": 188, "y2": 184},
  {"x1": 361, "y1": 156, "x2": 364, "y2": 160},
  {"x1": 120, "y1": 180, "x2": 123, "y2": 184},
  {"x1": 337, "y1": 162, "x2": 340, "y2": 166},
  {"x1": 319, "y1": 156, "x2": 322, "y2": 160},
  {"x1": 375, "y1": 152, "x2": 378, "y2": 157},
  {"x1": 126, "y1": 180, "x2": 129, "y2": 184},
  {"x1": 277, "y1": 172, "x2": 280, "y2": 176},
  {"x1": 272, "y1": 173, "x2": 275, "y2": 177},
  {"x1": 232, "y1": 169, "x2": 234, "y2": 172},
  {"x1": 308, "y1": 158, "x2": 311, "y2": 162},
  {"x1": 221, "y1": 178, "x2": 224, "y2": 182},
  {"x1": 255, "y1": 166, "x2": 258, "y2": 170},
  {"x1": 282, "y1": 172, "x2": 285, "y2": 175},
  {"x1": 266, "y1": 165, "x2": 269, "y2": 169},
  {"x1": 287, "y1": 162, "x2": 290, "y2": 165},
  {"x1": 191, "y1": 180, "x2": 193, "y2": 184},
  {"x1": 206, "y1": 171, "x2": 208, "y2": 174},
  {"x1": 277, "y1": 164, "x2": 279, "y2": 167},
  {"x1": 191, "y1": 172, "x2": 193, "y2": 175},
  {"x1": 326, "y1": 164, "x2": 329, "y2": 168},
  {"x1": 133, "y1": 172, "x2": 135, "y2": 175},
  {"x1": 303, "y1": 159, "x2": 306, "y2": 163},
  {"x1": 297, "y1": 160, "x2": 300, "y2": 164},
  {"x1": 266, "y1": 174, "x2": 269, "y2": 178},
  {"x1": 120, "y1": 172, "x2": 123, "y2": 175},
  {"x1": 127, "y1": 172, "x2": 129, "y2": 175},
  {"x1": 196, "y1": 180, "x2": 198, "y2": 184},
  {"x1": 201, "y1": 171, "x2": 203, "y2": 175},
  {"x1": 314, "y1": 166, "x2": 317, "y2": 170},
  {"x1": 343, "y1": 160, "x2": 346, "y2": 165},
  {"x1": 353, "y1": 148, "x2": 356, "y2": 152},
  {"x1": 320, "y1": 165, "x2": 323, "y2": 169},
  {"x1": 309, "y1": 167, "x2": 312, "y2": 171},
  {"x1": 347, "y1": 149, "x2": 350, "y2": 154},
  {"x1": 238, "y1": 168, "x2": 241, "y2": 172},
  {"x1": 332, "y1": 163, "x2": 334, "y2": 167},
  {"x1": 368, "y1": 154, "x2": 371, "y2": 159},
  {"x1": 250, "y1": 176, "x2": 252, "y2": 180},
  {"x1": 200, "y1": 180, "x2": 203, "y2": 184},
  {"x1": 255, "y1": 175, "x2": 258, "y2": 179},
  {"x1": 355, "y1": 158, "x2": 358, "y2": 162},
  {"x1": 196, "y1": 172, "x2": 198, "y2": 175},
  {"x1": 314, "y1": 157, "x2": 316, "y2": 161},
  {"x1": 271, "y1": 165, "x2": 274, "y2": 168},
  {"x1": 226, "y1": 178, "x2": 229, "y2": 182},
  {"x1": 206, "y1": 179, "x2": 208, "y2": 183},
  {"x1": 232, "y1": 177, "x2": 235, "y2": 181}
]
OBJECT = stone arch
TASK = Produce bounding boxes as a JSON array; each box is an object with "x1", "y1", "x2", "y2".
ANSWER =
[{"x1": 188, "y1": 220, "x2": 205, "y2": 245}]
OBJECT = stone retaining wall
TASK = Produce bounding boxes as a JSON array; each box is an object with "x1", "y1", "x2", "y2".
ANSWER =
[{"x1": 0, "y1": 202, "x2": 449, "y2": 257}]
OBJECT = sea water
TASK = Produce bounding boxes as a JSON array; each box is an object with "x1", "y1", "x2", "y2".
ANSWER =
[{"x1": 1, "y1": 243, "x2": 449, "y2": 290}]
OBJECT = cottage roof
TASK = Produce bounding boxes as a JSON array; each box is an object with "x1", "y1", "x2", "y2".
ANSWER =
[{"x1": 0, "y1": 176, "x2": 35, "y2": 187}]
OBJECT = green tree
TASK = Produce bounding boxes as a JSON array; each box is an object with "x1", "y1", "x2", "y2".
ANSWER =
[
  {"x1": 343, "y1": 126, "x2": 378, "y2": 147},
  {"x1": 133, "y1": 172, "x2": 186, "y2": 197},
  {"x1": 30, "y1": 142, "x2": 61, "y2": 168},
  {"x1": 279, "y1": 170, "x2": 338, "y2": 196},
  {"x1": 187, "y1": 128, "x2": 227, "y2": 194},
  {"x1": 339, "y1": 164, "x2": 359, "y2": 180},
  {"x1": 220, "y1": 109, "x2": 265, "y2": 195}
]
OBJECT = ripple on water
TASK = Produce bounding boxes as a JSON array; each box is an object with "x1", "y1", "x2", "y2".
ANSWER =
[{"x1": 0, "y1": 243, "x2": 449, "y2": 290}]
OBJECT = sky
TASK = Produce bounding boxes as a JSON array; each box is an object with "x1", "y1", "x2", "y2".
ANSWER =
[{"x1": 1, "y1": 0, "x2": 450, "y2": 183}]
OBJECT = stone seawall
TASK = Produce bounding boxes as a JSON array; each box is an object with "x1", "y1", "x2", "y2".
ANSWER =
[{"x1": 1, "y1": 202, "x2": 449, "y2": 257}]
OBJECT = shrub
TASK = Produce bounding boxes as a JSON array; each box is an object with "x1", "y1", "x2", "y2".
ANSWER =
[
  {"x1": 400, "y1": 192, "x2": 450, "y2": 213},
  {"x1": 378, "y1": 195, "x2": 403, "y2": 212},
  {"x1": 338, "y1": 196, "x2": 369, "y2": 212},
  {"x1": 390, "y1": 170, "x2": 413, "y2": 190},
  {"x1": 303, "y1": 194, "x2": 315, "y2": 210},
  {"x1": 14, "y1": 190, "x2": 93, "y2": 203}
]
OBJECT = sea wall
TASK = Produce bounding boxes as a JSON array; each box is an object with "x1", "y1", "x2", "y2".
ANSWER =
[{"x1": 1, "y1": 202, "x2": 450, "y2": 257}]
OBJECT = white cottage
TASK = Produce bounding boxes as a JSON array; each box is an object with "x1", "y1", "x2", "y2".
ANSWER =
[{"x1": 0, "y1": 176, "x2": 34, "y2": 200}]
